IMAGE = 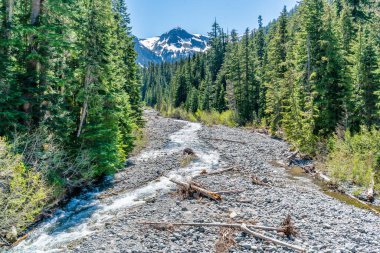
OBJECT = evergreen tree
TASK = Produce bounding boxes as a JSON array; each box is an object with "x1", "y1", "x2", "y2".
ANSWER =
[
  {"x1": 351, "y1": 27, "x2": 380, "y2": 127},
  {"x1": 112, "y1": 0, "x2": 143, "y2": 126},
  {"x1": 141, "y1": 0, "x2": 379, "y2": 154},
  {"x1": 253, "y1": 15, "x2": 266, "y2": 119},
  {"x1": 265, "y1": 6, "x2": 289, "y2": 132}
]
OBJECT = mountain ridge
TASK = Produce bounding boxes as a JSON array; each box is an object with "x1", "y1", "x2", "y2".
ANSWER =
[{"x1": 134, "y1": 27, "x2": 209, "y2": 66}]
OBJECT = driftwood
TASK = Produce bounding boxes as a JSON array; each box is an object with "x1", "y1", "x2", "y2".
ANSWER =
[
  {"x1": 169, "y1": 178, "x2": 222, "y2": 201},
  {"x1": 141, "y1": 222, "x2": 305, "y2": 252},
  {"x1": 193, "y1": 167, "x2": 236, "y2": 179},
  {"x1": 203, "y1": 137, "x2": 246, "y2": 145},
  {"x1": 240, "y1": 224, "x2": 305, "y2": 252},
  {"x1": 285, "y1": 151, "x2": 299, "y2": 166},
  {"x1": 12, "y1": 233, "x2": 29, "y2": 247},
  {"x1": 315, "y1": 171, "x2": 331, "y2": 183},
  {"x1": 345, "y1": 193, "x2": 380, "y2": 215},
  {"x1": 215, "y1": 227, "x2": 236, "y2": 253},
  {"x1": 316, "y1": 172, "x2": 380, "y2": 215},
  {"x1": 237, "y1": 199, "x2": 251, "y2": 203},
  {"x1": 215, "y1": 189, "x2": 245, "y2": 195},
  {"x1": 252, "y1": 175, "x2": 270, "y2": 187},
  {"x1": 254, "y1": 128, "x2": 269, "y2": 135},
  {"x1": 141, "y1": 221, "x2": 284, "y2": 233}
]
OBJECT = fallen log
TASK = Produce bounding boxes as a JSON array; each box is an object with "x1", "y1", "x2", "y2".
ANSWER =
[
  {"x1": 316, "y1": 172, "x2": 380, "y2": 215},
  {"x1": 315, "y1": 171, "x2": 331, "y2": 183},
  {"x1": 240, "y1": 224, "x2": 306, "y2": 252},
  {"x1": 169, "y1": 178, "x2": 222, "y2": 201},
  {"x1": 237, "y1": 199, "x2": 251, "y2": 203},
  {"x1": 345, "y1": 193, "x2": 380, "y2": 216},
  {"x1": 12, "y1": 233, "x2": 29, "y2": 247},
  {"x1": 203, "y1": 137, "x2": 246, "y2": 144},
  {"x1": 141, "y1": 221, "x2": 282, "y2": 232},
  {"x1": 141, "y1": 222, "x2": 305, "y2": 252}
]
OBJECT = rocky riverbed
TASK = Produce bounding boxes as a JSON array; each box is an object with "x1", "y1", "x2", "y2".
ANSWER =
[{"x1": 8, "y1": 110, "x2": 380, "y2": 253}]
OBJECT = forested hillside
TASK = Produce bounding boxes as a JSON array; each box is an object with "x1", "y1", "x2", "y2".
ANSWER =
[
  {"x1": 2, "y1": 0, "x2": 380, "y2": 251},
  {"x1": 142, "y1": 0, "x2": 380, "y2": 190},
  {"x1": 0, "y1": 0, "x2": 141, "y2": 242}
]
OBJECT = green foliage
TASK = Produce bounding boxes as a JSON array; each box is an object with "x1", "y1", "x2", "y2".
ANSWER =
[
  {"x1": 326, "y1": 127, "x2": 380, "y2": 190},
  {"x1": 162, "y1": 107, "x2": 237, "y2": 127},
  {"x1": 0, "y1": 0, "x2": 141, "y2": 241},
  {"x1": 350, "y1": 27, "x2": 380, "y2": 127},
  {"x1": 195, "y1": 110, "x2": 238, "y2": 127},
  {"x1": 0, "y1": 138, "x2": 50, "y2": 241},
  {"x1": 119, "y1": 0, "x2": 380, "y2": 198},
  {"x1": 142, "y1": 0, "x2": 380, "y2": 161},
  {"x1": 265, "y1": 6, "x2": 289, "y2": 133}
]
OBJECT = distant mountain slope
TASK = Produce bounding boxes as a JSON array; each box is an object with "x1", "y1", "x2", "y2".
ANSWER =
[
  {"x1": 133, "y1": 37, "x2": 162, "y2": 66},
  {"x1": 134, "y1": 27, "x2": 209, "y2": 66}
]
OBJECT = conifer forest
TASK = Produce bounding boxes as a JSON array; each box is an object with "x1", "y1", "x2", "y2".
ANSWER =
[{"x1": 1, "y1": 0, "x2": 380, "y2": 252}]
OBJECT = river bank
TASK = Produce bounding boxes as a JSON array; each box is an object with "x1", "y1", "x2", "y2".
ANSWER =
[{"x1": 6, "y1": 110, "x2": 380, "y2": 253}]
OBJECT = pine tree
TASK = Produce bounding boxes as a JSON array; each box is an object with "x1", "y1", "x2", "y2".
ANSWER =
[
  {"x1": 237, "y1": 28, "x2": 255, "y2": 123},
  {"x1": 314, "y1": 3, "x2": 347, "y2": 135},
  {"x1": 207, "y1": 20, "x2": 225, "y2": 82},
  {"x1": 173, "y1": 65, "x2": 189, "y2": 107},
  {"x1": 200, "y1": 70, "x2": 212, "y2": 111},
  {"x1": 265, "y1": 6, "x2": 289, "y2": 132},
  {"x1": 351, "y1": 27, "x2": 380, "y2": 127},
  {"x1": 112, "y1": 0, "x2": 143, "y2": 126},
  {"x1": 73, "y1": 0, "x2": 136, "y2": 176},
  {"x1": 253, "y1": 15, "x2": 266, "y2": 119},
  {"x1": 223, "y1": 29, "x2": 239, "y2": 112},
  {"x1": 0, "y1": 0, "x2": 25, "y2": 134}
]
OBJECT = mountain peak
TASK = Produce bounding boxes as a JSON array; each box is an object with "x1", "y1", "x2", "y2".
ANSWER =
[
  {"x1": 171, "y1": 26, "x2": 186, "y2": 32},
  {"x1": 135, "y1": 28, "x2": 209, "y2": 66},
  {"x1": 161, "y1": 27, "x2": 193, "y2": 41}
]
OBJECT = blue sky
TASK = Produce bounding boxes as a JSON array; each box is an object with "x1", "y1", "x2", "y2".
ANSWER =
[{"x1": 127, "y1": 0, "x2": 299, "y2": 38}]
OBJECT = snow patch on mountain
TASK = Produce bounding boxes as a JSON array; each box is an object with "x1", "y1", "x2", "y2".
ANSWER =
[{"x1": 140, "y1": 37, "x2": 160, "y2": 51}]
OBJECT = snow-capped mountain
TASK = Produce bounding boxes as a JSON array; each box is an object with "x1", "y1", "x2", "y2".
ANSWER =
[{"x1": 134, "y1": 27, "x2": 209, "y2": 66}]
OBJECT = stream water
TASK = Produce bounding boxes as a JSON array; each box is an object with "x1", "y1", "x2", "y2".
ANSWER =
[{"x1": 9, "y1": 120, "x2": 220, "y2": 253}]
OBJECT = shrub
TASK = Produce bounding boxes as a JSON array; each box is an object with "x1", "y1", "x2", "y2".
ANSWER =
[
  {"x1": 160, "y1": 106, "x2": 238, "y2": 127},
  {"x1": 326, "y1": 127, "x2": 380, "y2": 190},
  {"x1": 164, "y1": 107, "x2": 197, "y2": 122},
  {"x1": 0, "y1": 137, "x2": 50, "y2": 242},
  {"x1": 12, "y1": 127, "x2": 93, "y2": 190},
  {"x1": 195, "y1": 110, "x2": 237, "y2": 127}
]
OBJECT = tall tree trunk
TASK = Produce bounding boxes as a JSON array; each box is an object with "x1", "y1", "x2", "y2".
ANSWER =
[
  {"x1": 77, "y1": 66, "x2": 94, "y2": 138},
  {"x1": 1, "y1": 0, "x2": 14, "y2": 57},
  {"x1": 31, "y1": 0, "x2": 43, "y2": 24},
  {"x1": 23, "y1": 0, "x2": 44, "y2": 124}
]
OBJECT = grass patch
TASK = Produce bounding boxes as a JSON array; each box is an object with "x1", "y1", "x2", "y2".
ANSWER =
[
  {"x1": 130, "y1": 128, "x2": 148, "y2": 156},
  {"x1": 326, "y1": 127, "x2": 380, "y2": 190},
  {"x1": 195, "y1": 110, "x2": 237, "y2": 127},
  {"x1": 161, "y1": 107, "x2": 238, "y2": 127},
  {"x1": 0, "y1": 137, "x2": 50, "y2": 242}
]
